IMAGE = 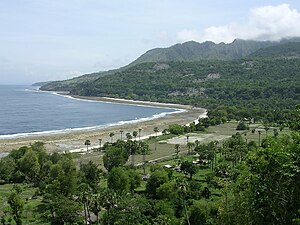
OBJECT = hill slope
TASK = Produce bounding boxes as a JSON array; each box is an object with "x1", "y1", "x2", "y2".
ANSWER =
[
  {"x1": 63, "y1": 59, "x2": 300, "y2": 122},
  {"x1": 248, "y1": 42, "x2": 300, "y2": 59}
]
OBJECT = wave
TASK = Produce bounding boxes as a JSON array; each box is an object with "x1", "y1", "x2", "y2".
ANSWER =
[
  {"x1": 0, "y1": 109, "x2": 184, "y2": 140},
  {"x1": 52, "y1": 92, "x2": 185, "y2": 112},
  {"x1": 25, "y1": 87, "x2": 185, "y2": 112},
  {"x1": 0, "y1": 87, "x2": 185, "y2": 140}
]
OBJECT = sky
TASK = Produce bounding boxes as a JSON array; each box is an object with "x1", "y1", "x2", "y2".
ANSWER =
[{"x1": 0, "y1": 0, "x2": 300, "y2": 84}]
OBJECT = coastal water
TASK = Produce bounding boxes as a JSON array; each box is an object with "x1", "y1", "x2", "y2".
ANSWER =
[{"x1": 0, "y1": 85, "x2": 179, "y2": 139}]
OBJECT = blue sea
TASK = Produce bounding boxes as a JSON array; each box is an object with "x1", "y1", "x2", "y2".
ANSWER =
[{"x1": 0, "y1": 85, "x2": 179, "y2": 139}]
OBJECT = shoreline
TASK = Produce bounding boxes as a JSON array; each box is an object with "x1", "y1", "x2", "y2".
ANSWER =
[{"x1": 0, "y1": 94, "x2": 207, "y2": 153}]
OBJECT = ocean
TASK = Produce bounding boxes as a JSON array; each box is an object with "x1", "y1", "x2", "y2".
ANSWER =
[{"x1": 0, "y1": 85, "x2": 180, "y2": 139}]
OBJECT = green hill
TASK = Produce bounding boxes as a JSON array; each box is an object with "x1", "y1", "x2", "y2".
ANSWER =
[
  {"x1": 62, "y1": 59, "x2": 299, "y2": 122},
  {"x1": 248, "y1": 42, "x2": 300, "y2": 59},
  {"x1": 130, "y1": 39, "x2": 275, "y2": 64}
]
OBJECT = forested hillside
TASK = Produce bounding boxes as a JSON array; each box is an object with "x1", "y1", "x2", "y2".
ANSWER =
[
  {"x1": 249, "y1": 42, "x2": 300, "y2": 59},
  {"x1": 57, "y1": 59, "x2": 299, "y2": 123}
]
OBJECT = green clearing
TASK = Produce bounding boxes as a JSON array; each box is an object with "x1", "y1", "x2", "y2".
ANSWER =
[{"x1": 74, "y1": 121, "x2": 290, "y2": 168}]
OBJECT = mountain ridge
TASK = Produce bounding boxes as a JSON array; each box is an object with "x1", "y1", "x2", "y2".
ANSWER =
[
  {"x1": 40, "y1": 37, "x2": 300, "y2": 92},
  {"x1": 129, "y1": 38, "x2": 300, "y2": 65}
]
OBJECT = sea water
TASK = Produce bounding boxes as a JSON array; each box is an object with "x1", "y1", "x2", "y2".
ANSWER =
[{"x1": 0, "y1": 85, "x2": 180, "y2": 139}]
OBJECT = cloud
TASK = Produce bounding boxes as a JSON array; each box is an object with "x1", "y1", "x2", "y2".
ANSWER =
[{"x1": 177, "y1": 4, "x2": 300, "y2": 43}]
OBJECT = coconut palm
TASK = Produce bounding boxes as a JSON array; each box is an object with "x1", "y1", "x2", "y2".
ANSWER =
[
  {"x1": 98, "y1": 139, "x2": 102, "y2": 151},
  {"x1": 138, "y1": 128, "x2": 142, "y2": 141},
  {"x1": 133, "y1": 131, "x2": 138, "y2": 140},
  {"x1": 273, "y1": 128, "x2": 279, "y2": 138},
  {"x1": 175, "y1": 144, "x2": 180, "y2": 156},
  {"x1": 140, "y1": 141, "x2": 150, "y2": 174},
  {"x1": 109, "y1": 132, "x2": 115, "y2": 143},
  {"x1": 126, "y1": 132, "x2": 132, "y2": 140},
  {"x1": 85, "y1": 140, "x2": 91, "y2": 152},
  {"x1": 187, "y1": 142, "x2": 195, "y2": 155},
  {"x1": 258, "y1": 130, "x2": 262, "y2": 147},
  {"x1": 264, "y1": 126, "x2": 270, "y2": 137},
  {"x1": 120, "y1": 130, "x2": 123, "y2": 141},
  {"x1": 244, "y1": 132, "x2": 248, "y2": 143},
  {"x1": 154, "y1": 127, "x2": 159, "y2": 151}
]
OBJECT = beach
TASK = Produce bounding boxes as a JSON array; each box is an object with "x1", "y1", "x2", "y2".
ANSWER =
[{"x1": 0, "y1": 95, "x2": 206, "y2": 153}]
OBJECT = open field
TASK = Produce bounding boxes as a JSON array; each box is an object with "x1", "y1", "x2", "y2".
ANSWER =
[{"x1": 74, "y1": 121, "x2": 291, "y2": 167}]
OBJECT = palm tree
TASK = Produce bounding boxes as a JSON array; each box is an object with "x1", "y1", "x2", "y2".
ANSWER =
[
  {"x1": 258, "y1": 130, "x2": 262, "y2": 147},
  {"x1": 187, "y1": 142, "x2": 195, "y2": 155},
  {"x1": 244, "y1": 132, "x2": 248, "y2": 143},
  {"x1": 140, "y1": 142, "x2": 149, "y2": 174},
  {"x1": 99, "y1": 189, "x2": 119, "y2": 225},
  {"x1": 120, "y1": 130, "x2": 123, "y2": 141},
  {"x1": 279, "y1": 125, "x2": 284, "y2": 132},
  {"x1": 175, "y1": 144, "x2": 180, "y2": 156},
  {"x1": 85, "y1": 140, "x2": 91, "y2": 152},
  {"x1": 133, "y1": 131, "x2": 138, "y2": 140},
  {"x1": 264, "y1": 126, "x2": 270, "y2": 137},
  {"x1": 154, "y1": 127, "x2": 159, "y2": 137},
  {"x1": 154, "y1": 127, "x2": 159, "y2": 151},
  {"x1": 130, "y1": 141, "x2": 135, "y2": 166},
  {"x1": 273, "y1": 128, "x2": 279, "y2": 138},
  {"x1": 98, "y1": 139, "x2": 102, "y2": 152},
  {"x1": 138, "y1": 128, "x2": 142, "y2": 142},
  {"x1": 176, "y1": 178, "x2": 191, "y2": 225},
  {"x1": 77, "y1": 183, "x2": 92, "y2": 225},
  {"x1": 109, "y1": 132, "x2": 114, "y2": 143},
  {"x1": 126, "y1": 132, "x2": 132, "y2": 140}
]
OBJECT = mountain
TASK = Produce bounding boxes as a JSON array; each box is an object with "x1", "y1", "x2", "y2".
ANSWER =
[
  {"x1": 130, "y1": 39, "x2": 275, "y2": 65},
  {"x1": 60, "y1": 59, "x2": 299, "y2": 121},
  {"x1": 248, "y1": 42, "x2": 300, "y2": 59},
  {"x1": 40, "y1": 37, "x2": 300, "y2": 92}
]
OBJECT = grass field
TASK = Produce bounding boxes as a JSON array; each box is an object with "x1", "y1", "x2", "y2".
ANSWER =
[{"x1": 73, "y1": 121, "x2": 291, "y2": 168}]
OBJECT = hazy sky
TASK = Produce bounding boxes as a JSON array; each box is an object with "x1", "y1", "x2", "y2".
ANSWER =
[{"x1": 1, "y1": 0, "x2": 300, "y2": 84}]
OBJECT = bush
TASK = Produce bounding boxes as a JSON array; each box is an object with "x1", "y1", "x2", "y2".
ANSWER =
[
  {"x1": 169, "y1": 124, "x2": 185, "y2": 135},
  {"x1": 236, "y1": 121, "x2": 249, "y2": 130}
]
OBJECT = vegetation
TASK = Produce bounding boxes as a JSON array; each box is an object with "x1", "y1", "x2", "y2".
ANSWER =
[
  {"x1": 41, "y1": 57, "x2": 300, "y2": 125},
  {"x1": 0, "y1": 106, "x2": 299, "y2": 224},
  {"x1": 131, "y1": 38, "x2": 281, "y2": 64},
  {"x1": 13, "y1": 38, "x2": 300, "y2": 224}
]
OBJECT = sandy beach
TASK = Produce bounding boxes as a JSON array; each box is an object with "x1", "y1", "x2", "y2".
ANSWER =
[{"x1": 0, "y1": 95, "x2": 206, "y2": 153}]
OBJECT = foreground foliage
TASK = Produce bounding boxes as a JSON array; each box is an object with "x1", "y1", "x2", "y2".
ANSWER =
[{"x1": 0, "y1": 107, "x2": 299, "y2": 224}]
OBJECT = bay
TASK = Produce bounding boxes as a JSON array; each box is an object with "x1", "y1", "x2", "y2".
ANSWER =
[{"x1": 0, "y1": 85, "x2": 178, "y2": 139}]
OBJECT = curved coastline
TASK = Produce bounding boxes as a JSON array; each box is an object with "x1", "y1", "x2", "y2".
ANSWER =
[
  {"x1": 0, "y1": 92, "x2": 207, "y2": 153},
  {"x1": 0, "y1": 91, "x2": 186, "y2": 140}
]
